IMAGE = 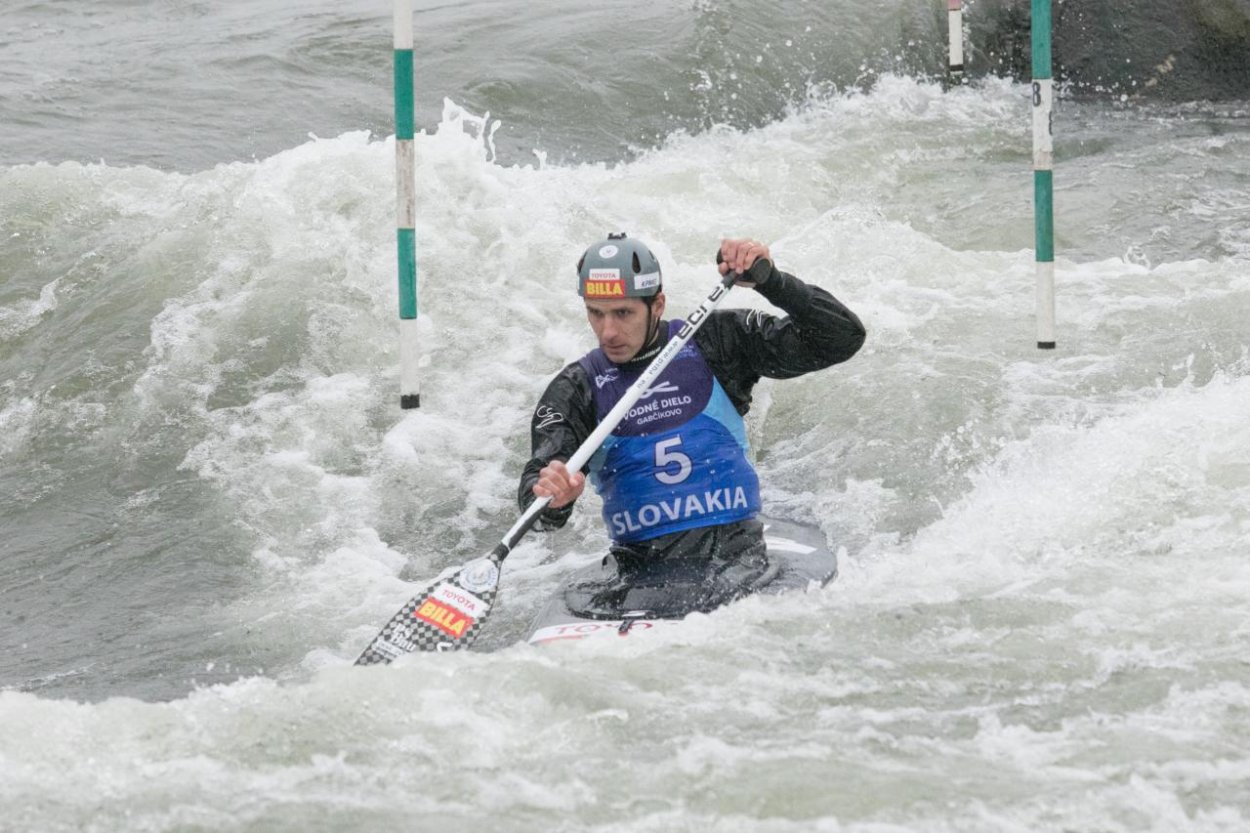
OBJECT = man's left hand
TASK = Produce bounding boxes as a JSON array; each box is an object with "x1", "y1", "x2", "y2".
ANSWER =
[{"x1": 532, "y1": 460, "x2": 585, "y2": 509}]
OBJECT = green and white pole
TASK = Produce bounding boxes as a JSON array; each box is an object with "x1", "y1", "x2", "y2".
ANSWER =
[
  {"x1": 946, "y1": 0, "x2": 964, "y2": 81},
  {"x1": 394, "y1": 0, "x2": 421, "y2": 407},
  {"x1": 1032, "y1": 0, "x2": 1056, "y2": 349}
]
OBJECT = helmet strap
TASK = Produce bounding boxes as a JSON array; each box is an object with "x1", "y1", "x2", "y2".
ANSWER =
[
  {"x1": 646, "y1": 293, "x2": 666, "y2": 346},
  {"x1": 630, "y1": 297, "x2": 664, "y2": 363}
]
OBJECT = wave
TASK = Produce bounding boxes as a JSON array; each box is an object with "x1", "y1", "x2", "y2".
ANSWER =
[{"x1": 0, "y1": 78, "x2": 1247, "y2": 704}]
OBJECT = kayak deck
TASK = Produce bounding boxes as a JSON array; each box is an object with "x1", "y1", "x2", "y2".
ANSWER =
[{"x1": 526, "y1": 515, "x2": 836, "y2": 645}]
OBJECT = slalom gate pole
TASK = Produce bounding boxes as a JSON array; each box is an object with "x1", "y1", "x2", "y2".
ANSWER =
[
  {"x1": 1032, "y1": 0, "x2": 1056, "y2": 349},
  {"x1": 947, "y1": 1, "x2": 965, "y2": 82},
  {"x1": 394, "y1": 0, "x2": 421, "y2": 406}
]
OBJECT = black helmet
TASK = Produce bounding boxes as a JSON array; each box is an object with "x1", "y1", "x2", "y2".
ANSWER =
[{"x1": 576, "y1": 233, "x2": 662, "y2": 299}]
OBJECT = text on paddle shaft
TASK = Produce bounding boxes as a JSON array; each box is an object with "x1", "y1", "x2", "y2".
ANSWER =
[{"x1": 677, "y1": 283, "x2": 726, "y2": 339}]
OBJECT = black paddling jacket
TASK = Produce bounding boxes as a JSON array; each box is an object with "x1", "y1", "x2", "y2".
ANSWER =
[{"x1": 518, "y1": 261, "x2": 866, "y2": 529}]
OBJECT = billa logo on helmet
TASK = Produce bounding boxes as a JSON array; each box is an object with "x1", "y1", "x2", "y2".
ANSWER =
[{"x1": 584, "y1": 268, "x2": 625, "y2": 298}]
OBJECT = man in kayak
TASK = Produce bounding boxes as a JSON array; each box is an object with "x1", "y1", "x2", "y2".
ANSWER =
[{"x1": 518, "y1": 233, "x2": 865, "y2": 603}]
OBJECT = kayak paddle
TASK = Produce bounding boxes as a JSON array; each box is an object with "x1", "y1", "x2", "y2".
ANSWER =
[{"x1": 356, "y1": 267, "x2": 739, "y2": 663}]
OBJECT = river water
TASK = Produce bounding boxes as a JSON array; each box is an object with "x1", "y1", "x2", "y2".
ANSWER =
[{"x1": 2, "y1": 1, "x2": 1249, "y2": 831}]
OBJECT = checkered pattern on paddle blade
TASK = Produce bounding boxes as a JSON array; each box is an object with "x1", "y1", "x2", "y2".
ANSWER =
[{"x1": 355, "y1": 555, "x2": 501, "y2": 664}]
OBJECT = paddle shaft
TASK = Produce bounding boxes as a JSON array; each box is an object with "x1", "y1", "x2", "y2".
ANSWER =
[{"x1": 494, "y1": 270, "x2": 739, "y2": 559}]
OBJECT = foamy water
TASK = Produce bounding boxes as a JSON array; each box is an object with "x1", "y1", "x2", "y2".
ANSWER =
[{"x1": 2, "y1": 38, "x2": 1249, "y2": 833}]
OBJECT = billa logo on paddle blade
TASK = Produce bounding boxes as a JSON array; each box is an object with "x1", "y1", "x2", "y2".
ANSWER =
[{"x1": 414, "y1": 600, "x2": 473, "y2": 637}]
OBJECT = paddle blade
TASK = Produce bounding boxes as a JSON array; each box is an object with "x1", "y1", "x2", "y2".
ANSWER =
[{"x1": 355, "y1": 552, "x2": 503, "y2": 664}]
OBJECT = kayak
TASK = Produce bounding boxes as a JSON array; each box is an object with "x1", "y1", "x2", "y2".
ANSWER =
[{"x1": 525, "y1": 515, "x2": 837, "y2": 646}]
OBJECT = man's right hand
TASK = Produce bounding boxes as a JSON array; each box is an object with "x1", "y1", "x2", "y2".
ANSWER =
[{"x1": 532, "y1": 460, "x2": 586, "y2": 509}]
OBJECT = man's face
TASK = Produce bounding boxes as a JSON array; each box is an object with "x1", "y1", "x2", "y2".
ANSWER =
[{"x1": 584, "y1": 294, "x2": 665, "y2": 363}]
